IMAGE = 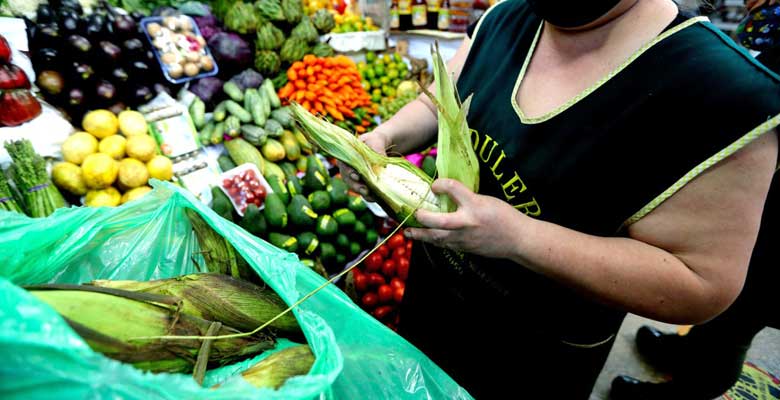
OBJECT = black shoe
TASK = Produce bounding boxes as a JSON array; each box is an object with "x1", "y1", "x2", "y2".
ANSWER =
[{"x1": 635, "y1": 325, "x2": 686, "y2": 372}]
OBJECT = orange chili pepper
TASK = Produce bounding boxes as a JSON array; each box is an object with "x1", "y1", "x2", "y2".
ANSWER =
[
  {"x1": 292, "y1": 61, "x2": 305, "y2": 70},
  {"x1": 294, "y1": 80, "x2": 306, "y2": 90},
  {"x1": 287, "y1": 69, "x2": 298, "y2": 81}
]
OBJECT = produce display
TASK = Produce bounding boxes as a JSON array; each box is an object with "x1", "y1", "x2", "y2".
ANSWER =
[
  {"x1": 142, "y1": 15, "x2": 218, "y2": 82},
  {"x1": 347, "y1": 230, "x2": 411, "y2": 330},
  {"x1": 3, "y1": 139, "x2": 66, "y2": 217},
  {"x1": 331, "y1": 10, "x2": 379, "y2": 33},
  {"x1": 0, "y1": 34, "x2": 42, "y2": 127},
  {"x1": 278, "y1": 55, "x2": 376, "y2": 133},
  {"x1": 53, "y1": 109, "x2": 173, "y2": 206},
  {"x1": 358, "y1": 51, "x2": 413, "y2": 103},
  {"x1": 28, "y1": 1, "x2": 174, "y2": 122}
]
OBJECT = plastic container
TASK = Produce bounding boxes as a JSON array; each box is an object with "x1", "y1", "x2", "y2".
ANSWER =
[
  {"x1": 141, "y1": 15, "x2": 219, "y2": 84},
  {"x1": 218, "y1": 163, "x2": 272, "y2": 215}
]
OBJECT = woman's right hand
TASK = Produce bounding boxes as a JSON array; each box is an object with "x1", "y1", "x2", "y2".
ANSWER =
[{"x1": 338, "y1": 128, "x2": 392, "y2": 201}]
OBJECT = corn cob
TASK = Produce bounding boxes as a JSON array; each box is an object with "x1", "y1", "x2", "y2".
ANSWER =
[
  {"x1": 240, "y1": 345, "x2": 315, "y2": 389},
  {"x1": 186, "y1": 209, "x2": 258, "y2": 283},
  {"x1": 27, "y1": 284, "x2": 276, "y2": 373},
  {"x1": 90, "y1": 273, "x2": 302, "y2": 336},
  {"x1": 290, "y1": 103, "x2": 440, "y2": 227}
]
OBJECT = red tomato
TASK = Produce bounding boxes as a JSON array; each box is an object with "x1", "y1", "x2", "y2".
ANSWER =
[
  {"x1": 373, "y1": 305, "x2": 395, "y2": 320},
  {"x1": 368, "y1": 273, "x2": 385, "y2": 287},
  {"x1": 361, "y1": 292, "x2": 378, "y2": 308},
  {"x1": 406, "y1": 241, "x2": 412, "y2": 252},
  {"x1": 354, "y1": 271, "x2": 368, "y2": 292},
  {"x1": 397, "y1": 258, "x2": 410, "y2": 281},
  {"x1": 393, "y1": 286, "x2": 405, "y2": 303},
  {"x1": 377, "y1": 284, "x2": 393, "y2": 303},
  {"x1": 388, "y1": 233, "x2": 405, "y2": 249},
  {"x1": 390, "y1": 278, "x2": 405, "y2": 290},
  {"x1": 246, "y1": 169, "x2": 257, "y2": 179},
  {"x1": 232, "y1": 175, "x2": 241, "y2": 185},
  {"x1": 381, "y1": 259, "x2": 396, "y2": 277},
  {"x1": 222, "y1": 179, "x2": 232, "y2": 188},
  {"x1": 377, "y1": 244, "x2": 389, "y2": 258},
  {"x1": 246, "y1": 192, "x2": 256, "y2": 202},
  {"x1": 364, "y1": 252, "x2": 383, "y2": 272},
  {"x1": 394, "y1": 247, "x2": 408, "y2": 260}
]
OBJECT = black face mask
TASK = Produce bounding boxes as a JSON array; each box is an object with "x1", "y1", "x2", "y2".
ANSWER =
[{"x1": 527, "y1": 0, "x2": 624, "y2": 28}]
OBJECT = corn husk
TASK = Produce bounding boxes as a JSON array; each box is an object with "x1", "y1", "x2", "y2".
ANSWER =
[
  {"x1": 27, "y1": 284, "x2": 275, "y2": 373},
  {"x1": 90, "y1": 273, "x2": 302, "y2": 336},
  {"x1": 186, "y1": 209, "x2": 258, "y2": 283},
  {"x1": 240, "y1": 345, "x2": 315, "y2": 389},
  {"x1": 290, "y1": 103, "x2": 440, "y2": 227}
]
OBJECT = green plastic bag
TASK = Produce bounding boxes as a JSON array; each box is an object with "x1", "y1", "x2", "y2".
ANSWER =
[{"x1": 0, "y1": 181, "x2": 471, "y2": 399}]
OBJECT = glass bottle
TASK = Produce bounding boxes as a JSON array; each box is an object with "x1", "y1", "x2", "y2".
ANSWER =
[
  {"x1": 390, "y1": 0, "x2": 400, "y2": 29},
  {"x1": 437, "y1": 0, "x2": 450, "y2": 30},
  {"x1": 399, "y1": 0, "x2": 412, "y2": 30},
  {"x1": 412, "y1": 0, "x2": 428, "y2": 28},
  {"x1": 426, "y1": 0, "x2": 440, "y2": 29}
]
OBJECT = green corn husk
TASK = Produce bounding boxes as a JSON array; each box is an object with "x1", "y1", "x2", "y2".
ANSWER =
[
  {"x1": 186, "y1": 209, "x2": 258, "y2": 283},
  {"x1": 90, "y1": 273, "x2": 302, "y2": 336},
  {"x1": 0, "y1": 169, "x2": 23, "y2": 213},
  {"x1": 240, "y1": 345, "x2": 315, "y2": 389},
  {"x1": 290, "y1": 103, "x2": 440, "y2": 227},
  {"x1": 27, "y1": 285, "x2": 276, "y2": 373},
  {"x1": 428, "y1": 42, "x2": 480, "y2": 212}
]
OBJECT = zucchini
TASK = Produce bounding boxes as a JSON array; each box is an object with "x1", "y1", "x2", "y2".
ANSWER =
[
  {"x1": 269, "y1": 232, "x2": 297, "y2": 252},
  {"x1": 223, "y1": 81, "x2": 244, "y2": 102},
  {"x1": 213, "y1": 101, "x2": 228, "y2": 122},
  {"x1": 244, "y1": 88, "x2": 258, "y2": 113},
  {"x1": 263, "y1": 193, "x2": 288, "y2": 229},
  {"x1": 251, "y1": 90, "x2": 267, "y2": 126},
  {"x1": 225, "y1": 100, "x2": 252, "y2": 123},
  {"x1": 224, "y1": 138, "x2": 265, "y2": 174},
  {"x1": 189, "y1": 98, "x2": 206, "y2": 129}
]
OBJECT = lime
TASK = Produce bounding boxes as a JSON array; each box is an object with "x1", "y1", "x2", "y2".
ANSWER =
[
  {"x1": 387, "y1": 69, "x2": 399, "y2": 79},
  {"x1": 365, "y1": 68, "x2": 376, "y2": 79},
  {"x1": 365, "y1": 51, "x2": 377, "y2": 62},
  {"x1": 374, "y1": 64, "x2": 385, "y2": 76},
  {"x1": 382, "y1": 54, "x2": 392, "y2": 64},
  {"x1": 379, "y1": 76, "x2": 390, "y2": 85},
  {"x1": 393, "y1": 52, "x2": 404, "y2": 63},
  {"x1": 370, "y1": 79, "x2": 381, "y2": 89},
  {"x1": 361, "y1": 80, "x2": 371, "y2": 91}
]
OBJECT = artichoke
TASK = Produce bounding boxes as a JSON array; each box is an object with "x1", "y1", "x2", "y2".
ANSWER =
[
  {"x1": 282, "y1": 0, "x2": 303, "y2": 25},
  {"x1": 280, "y1": 37, "x2": 309, "y2": 63},
  {"x1": 256, "y1": 22, "x2": 286, "y2": 50},
  {"x1": 311, "y1": 42, "x2": 334, "y2": 58},
  {"x1": 255, "y1": 0, "x2": 286, "y2": 21},
  {"x1": 312, "y1": 9, "x2": 335, "y2": 34},
  {"x1": 291, "y1": 16, "x2": 319, "y2": 44},
  {"x1": 225, "y1": 1, "x2": 263, "y2": 34},
  {"x1": 255, "y1": 50, "x2": 282, "y2": 76}
]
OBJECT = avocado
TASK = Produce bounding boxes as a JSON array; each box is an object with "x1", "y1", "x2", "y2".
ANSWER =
[
  {"x1": 268, "y1": 232, "x2": 298, "y2": 252},
  {"x1": 266, "y1": 175, "x2": 290, "y2": 205},
  {"x1": 297, "y1": 231, "x2": 320, "y2": 255},
  {"x1": 263, "y1": 192, "x2": 288, "y2": 228},
  {"x1": 288, "y1": 194, "x2": 318, "y2": 227},
  {"x1": 315, "y1": 214, "x2": 338, "y2": 237},
  {"x1": 239, "y1": 204, "x2": 267, "y2": 236},
  {"x1": 308, "y1": 190, "x2": 331, "y2": 212},
  {"x1": 327, "y1": 177, "x2": 349, "y2": 206},
  {"x1": 333, "y1": 208, "x2": 356, "y2": 226},
  {"x1": 347, "y1": 194, "x2": 367, "y2": 213},
  {"x1": 304, "y1": 154, "x2": 329, "y2": 191}
]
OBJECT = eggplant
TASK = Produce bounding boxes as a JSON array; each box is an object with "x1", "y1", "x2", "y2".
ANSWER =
[
  {"x1": 95, "y1": 80, "x2": 117, "y2": 104},
  {"x1": 85, "y1": 21, "x2": 105, "y2": 38},
  {"x1": 111, "y1": 67, "x2": 130, "y2": 89},
  {"x1": 61, "y1": 16, "x2": 80, "y2": 35},
  {"x1": 113, "y1": 15, "x2": 137, "y2": 38},
  {"x1": 68, "y1": 87, "x2": 85, "y2": 106},
  {"x1": 57, "y1": 10, "x2": 79, "y2": 24},
  {"x1": 97, "y1": 41, "x2": 122, "y2": 65},
  {"x1": 70, "y1": 62, "x2": 95, "y2": 84},
  {"x1": 122, "y1": 38, "x2": 145, "y2": 59},
  {"x1": 32, "y1": 48, "x2": 61, "y2": 70},
  {"x1": 36, "y1": 70, "x2": 64, "y2": 96},
  {"x1": 108, "y1": 102, "x2": 127, "y2": 115},
  {"x1": 132, "y1": 86, "x2": 154, "y2": 106},
  {"x1": 67, "y1": 34, "x2": 91, "y2": 58},
  {"x1": 130, "y1": 61, "x2": 151, "y2": 82},
  {"x1": 36, "y1": 5, "x2": 55, "y2": 24},
  {"x1": 58, "y1": 0, "x2": 83, "y2": 15},
  {"x1": 33, "y1": 25, "x2": 60, "y2": 50}
]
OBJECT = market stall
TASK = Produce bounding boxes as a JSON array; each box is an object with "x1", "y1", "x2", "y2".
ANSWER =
[{"x1": 0, "y1": 0, "x2": 485, "y2": 397}]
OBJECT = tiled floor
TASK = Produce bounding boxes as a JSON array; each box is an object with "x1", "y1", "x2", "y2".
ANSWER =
[{"x1": 590, "y1": 314, "x2": 780, "y2": 400}]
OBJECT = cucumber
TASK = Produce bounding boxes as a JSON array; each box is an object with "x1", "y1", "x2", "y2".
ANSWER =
[
  {"x1": 266, "y1": 175, "x2": 290, "y2": 205},
  {"x1": 244, "y1": 88, "x2": 258, "y2": 112},
  {"x1": 287, "y1": 176, "x2": 304, "y2": 196},
  {"x1": 224, "y1": 115, "x2": 241, "y2": 138},
  {"x1": 352, "y1": 220, "x2": 366, "y2": 235},
  {"x1": 251, "y1": 90, "x2": 267, "y2": 126},
  {"x1": 217, "y1": 155, "x2": 236, "y2": 172},
  {"x1": 189, "y1": 98, "x2": 206, "y2": 129},
  {"x1": 349, "y1": 241, "x2": 361, "y2": 257},
  {"x1": 263, "y1": 192, "x2": 287, "y2": 228},
  {"x1": 269, "y1": 232, "x2": 298, "y2": 252},
  {"x1": 223, "y1": 81, "x2": 244, "y2": 102},
  {"x1": 210, "y1": 121, "x2": 225, "y2": 145},
  {"x1": 213, "y1": 101, "x2": 228, "y2": 122},
  {"x1": 315, "y1": 215, "x2": 338, "y2": 237},
  {"x1": 333, "y1": 208, "x2": 356, "y2": 226},
  {"x1": 335, "y1": 233, "x2": 350, "y2": 249},
  {"x1": 359, "y1": 211, "x2": 374, "y2": 227},
  {"x1": 327, "y1": 178, "x2": 349, "y2": 206},
  {"x1": 308, "y1": 190, "x2": 331, "y2": 212},
  {"x1": 365, "y1": 229, "x2": 378, "y2": 246},
  {"x1": 199, "y1": 121, "x2": 215, "y2": 146},
  {"x1": 288, "y1": 194, "x2": 318, "y2": 227},
  {"x1": 297, "y1": 232, "x2": 320, "y2": 255},
  {"x1": 225, "y1": 100, "x2": 252, "y2": 123},
  {"x1": 240, "y1": 124, "x2": 268, "y2": 146},
  {"x1": 259, "y1": 86, "x2": 271, "y2": 117},
  {"x1": 239, "y1": 204, "x2": 267, "y2": 236},
  {"x1": 347, "y1": 194, "x2": 367, "y2": 213},
  {"x1": 262, "y1": 78, "x2": 281, "y2": 108}
]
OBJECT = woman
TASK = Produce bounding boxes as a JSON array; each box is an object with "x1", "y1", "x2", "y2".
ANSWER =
[{"x1": 342, "y1": 0, "x2": 780, "y2": 397}]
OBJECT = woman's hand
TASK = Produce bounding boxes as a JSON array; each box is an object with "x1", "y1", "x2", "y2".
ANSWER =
[
  {"x1": 337, "y1": 129, "x2": 391, "y2": 201},
  {"x1": 404, "y1": 179, "x2": 528, "y2": 260}
]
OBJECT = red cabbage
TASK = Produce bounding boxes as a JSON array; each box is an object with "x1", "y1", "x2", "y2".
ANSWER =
[
  {"x1": 195, "y1": 14, "x2": 221, "y2": 40},
  {"x1": 207, "y1": 32, "x2": 252, "y2": 76},
  {"x1": 229, "y1": 69, "x2": 264, "y2": 90},
  {"x1": 189, "y1": 77, "x2": 224, "y2": 106}
]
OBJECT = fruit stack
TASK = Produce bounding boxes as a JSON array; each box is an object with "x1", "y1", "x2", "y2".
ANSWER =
[{"x1": 0, "y1": 34, "x2": 42, "y2": 127}]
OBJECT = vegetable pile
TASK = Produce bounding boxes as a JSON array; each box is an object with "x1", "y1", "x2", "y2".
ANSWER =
[
  {"x1": 4, "y1": 139, "x2": 66, "y2": 217},
  {"x1": 0, "y1": 34, "x2": 42, "y2": 127}
]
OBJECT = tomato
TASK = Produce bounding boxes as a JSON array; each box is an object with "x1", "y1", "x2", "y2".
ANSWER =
[
  {"x1": 390, "y1": 278, "x2": 405, "y2": 290},
  {"x1": 406, "y1": 241, "x2": 412, "y2": 252},
  {"x1": 368, "y1": 273, "x2": 385, "y2": 287},
  {"x1": 364, "y1": 252, "x2": 383, "y2": 272},
  {"x1": 222, "y1": 179, "x2": 233, "y2": 188},
  {"x1": 388, "y1": 233, "x2": 405, "y2": 249},
  {"x1": 377, "y1": 284, "x2": 393, "y2": 303},
  {"x1": 255, "y1": 185, "x2": 266, "y2": 199},
  {"x1": 373, "y1": 305, "x2": 395, "y2": 320},
  {"x1": 361, "y1": 292, "x2": 378, "y2": 308},
  {"x1": 397, "y1": 258, "x2": 410, "y2": 281},
  {"x1": 394, "y1": 247, "x2": 407, "y2": 260},
  {"x1": 377, "y1": 244, "x2": 389, "y2": 258},
  {"x1": 354, "y1": 271, "x2": 368, "y2": 292},
  {"x1": 381, "y1": 259, "x2": 396, "y2": 277},
  {"x1": 393, "y1": 286, "x2": 405, "y2": 303}
]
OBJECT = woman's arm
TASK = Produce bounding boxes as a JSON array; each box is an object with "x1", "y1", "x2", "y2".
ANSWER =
[{"x1": 406, "y1": 132, "x2": 778, "y2": 324}]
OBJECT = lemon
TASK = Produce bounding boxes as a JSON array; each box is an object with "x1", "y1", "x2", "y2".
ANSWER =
[
  {"x1": 98, "y1": 135, "x2": 127, "y2": 160},
  {"x1": 146, "y1": 155, "x2": 173, "y2": 181},
  {"x1": 126, "y1": 134, "x2": 158, "y2": 162},
  {"x1": 85, "y1": 187, "x2": 121, "y2": 207},
  {"x1": 118, "y1": 110, "x2": 148, "y2": 137},
  {"x1": 61, "y1": 131, "x2": 98, "y2": 165},
  {"x1": 82, "y1": 110, "x2": 119, "y2": 139},
  {"x1": 82, "y1": 153, "x2": 119, "y2": 189},
  {"x1": 121, "y1": 186, "x2": 152, "y2": 204},
  {"x1": 51, "y1": 162, "x2": 87, "y2": 196},
  {"x1": 118, "y1": 158, "x2": 150, "y2": 189}
]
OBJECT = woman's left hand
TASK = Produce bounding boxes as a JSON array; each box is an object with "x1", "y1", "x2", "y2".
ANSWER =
[{"x1": 404, "y1": 179, "x2": 529, "y2": 260}]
